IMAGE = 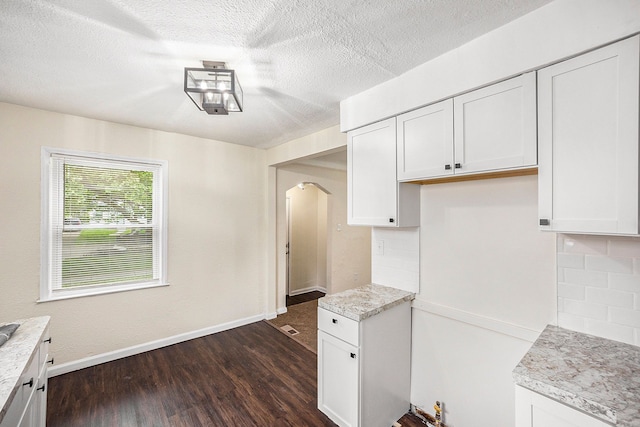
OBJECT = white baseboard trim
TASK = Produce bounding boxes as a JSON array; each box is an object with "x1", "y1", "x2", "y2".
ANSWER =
[
  {"x1": 288, "y1": 285, "x2": 326, "y2": 297},
  {"x1": 266, "y1": 306, "x2": 287, "y2": 320},
  {"x1": 412, "y1": 299, "x2": 541, "y2": 343},
  {"x1": 48, "y1": 313, "x2": 265, "y2": 378}
]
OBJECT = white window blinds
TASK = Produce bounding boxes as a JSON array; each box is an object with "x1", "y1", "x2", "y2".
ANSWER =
[{"x1": 42, "y1": 149, "x2": 167, "y2": 300}]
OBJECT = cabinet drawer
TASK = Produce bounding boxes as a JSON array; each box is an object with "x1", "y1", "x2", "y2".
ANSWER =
[{"x1": 318, "y1": 308, "x2": 359, "y2": 346}]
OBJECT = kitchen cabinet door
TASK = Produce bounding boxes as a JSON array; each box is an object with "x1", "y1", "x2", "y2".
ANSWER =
[
  {"x1": 453, "y1": 72, "x2": 537, "y2": 175},
  {"x1": 515, "y1": 386, "x2": 612, "y2": 427},
  {"x1": 538, "y1": 35, "x2": 640, "y2": 234},
  {"x1": 348, "y1": 118, "x2": 419, "y2": 227},
  {"x1": 397, "y1": 99, "x2": 454, "y2": 180},
  {"x1": 318, "y1": 330, "x2": 359, "y2": 427}
]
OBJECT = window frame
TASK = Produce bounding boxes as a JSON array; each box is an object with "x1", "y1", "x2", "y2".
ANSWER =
[{"x1": 40, "y1": 147, "x2": 168, "y2": 302}]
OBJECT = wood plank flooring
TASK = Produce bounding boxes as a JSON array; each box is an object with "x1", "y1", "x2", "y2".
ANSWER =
[
  {"x1": 47, "y1": 321, "x2": 335, "y2": 426},
  {"x1": 286, "y1": 290, "x2": 326, "y2": 307},
  {"x1": 47, "y1": 319, "x2": 427, "y2": 427}
]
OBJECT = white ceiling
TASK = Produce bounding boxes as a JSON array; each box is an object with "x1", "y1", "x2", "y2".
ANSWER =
[{"x1": 0, "y1": 0, "x2": 551, "y2": 149}]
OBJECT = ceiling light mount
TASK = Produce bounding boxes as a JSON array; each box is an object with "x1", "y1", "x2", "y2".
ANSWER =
[{"x1": 184, "y1": 61, "x2": 243, "y2": 115}]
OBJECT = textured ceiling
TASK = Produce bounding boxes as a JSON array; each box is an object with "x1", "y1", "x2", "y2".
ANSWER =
[{"x1": 0, "y1": 0, "x2": 551, "y2": 149}]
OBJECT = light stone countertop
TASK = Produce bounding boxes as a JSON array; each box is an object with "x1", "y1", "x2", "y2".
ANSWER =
[
  {"x1": 318, "y1": 283, "x2": 415, "y2": 321},
  {"x1": 513, "y1": 325, "x2": 640, "y2": 426},
  {"x1": 0, "y1": 316, "x2": 50, "y2": 424}
]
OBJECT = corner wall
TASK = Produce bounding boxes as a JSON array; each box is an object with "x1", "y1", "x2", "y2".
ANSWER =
[{"x1": 0, "y1": 102, "x2": 268, "y2": 366}]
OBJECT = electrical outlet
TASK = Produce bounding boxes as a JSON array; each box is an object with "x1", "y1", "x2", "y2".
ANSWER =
[{"x1": 375, "y1": 239, "x2": 384, "y2": 255}]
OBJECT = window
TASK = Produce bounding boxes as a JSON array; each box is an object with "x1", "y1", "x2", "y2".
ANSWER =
[{"x1": 41, "y1": 148, "x2": 168, "y2": 301}]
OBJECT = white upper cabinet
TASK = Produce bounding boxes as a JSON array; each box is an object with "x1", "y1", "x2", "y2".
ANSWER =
[
  {"x1": 348, "y1": 118, "x2": 420, "y2": 227},
  {"x1": 538, "y1": 35, "x2": 640, "y2": 234},
  {"x1": 396, "y1": 73, "x2": 537, "y2": 181},
  {"x1": 397, "y1": 99, "x2": 454, "y2": 180},
  {"x1": 454, "y1": 72, "x2": 537, "y2": 175}
]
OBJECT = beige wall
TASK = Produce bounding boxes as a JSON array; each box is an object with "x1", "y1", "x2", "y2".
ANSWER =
[
  {"x1": 277, "y1": 164, "x2": 370, "y2": 308},
  {"x1": 0, "y1": 102, "x2": 267, "y2": 365},
  {"x1": 286, "y1": 185, "x2": 327, "y2": 294}
]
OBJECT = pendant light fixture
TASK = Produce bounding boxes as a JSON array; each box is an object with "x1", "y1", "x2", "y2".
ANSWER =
[{"x1": 184, "y1": 61, "x2": 243, "y2": 115}]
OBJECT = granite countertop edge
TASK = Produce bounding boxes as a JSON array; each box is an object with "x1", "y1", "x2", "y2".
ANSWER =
[
  {"x1": 0, "y1": 316, "x2": 51, "y2": 424},
  {"x1": 317, "y1": 283, "x2": 415, "y2": 321},
  {"x1": 512, "y1": 371, "x2": 616, "y2": 424},
  {"x1": 513, "y1": 324, "x2": 640, "y2": 427}
]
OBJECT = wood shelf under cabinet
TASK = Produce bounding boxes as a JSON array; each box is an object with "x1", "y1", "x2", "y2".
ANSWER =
[{"x1": 406, "y1": 166, "x2": 537, "y2": 186}]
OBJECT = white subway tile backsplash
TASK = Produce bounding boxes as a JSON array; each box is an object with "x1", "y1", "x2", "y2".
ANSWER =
[
  {"x1": 609, "y1": 307, "x2": 640, "y2": 329},
  {"x1": 610, "y1": 273, "x2": 640, "y2": 293},
  {"x1": 608, "y1": 237, "x2": 640, "y2": 258},
  {"x1": 584, "y1": 287, "x2": 634, "y2": 309},
  {"x1": 563, "y1": 268, "x2": 608, "y2": 287},
  {"x1": 558, "y1": 283, "x2": 585, "y2": 300},
  {"x1": 561, "y1": 235, "x2": 608, "y2": 255},
  {"x1": 584, "y1": 255, "x2": 634, "y2": 274},
  {"x1": 563, "y1": 299, "x2": 608, "y2": 320},
  {"x1": 557, "y1": 253, "x2": 584, "y2": 269},
  {"x1": 584, "y1": 319, "x2": 635, "y2": 346},
  {"x1": 557, "y1": 311, "x2": 587, "y2": 332},
  {"x1": 371, "y1": 227, "x2": 419, "y2": 293},
  {"x1": 558, "y1": 235, "x2": 640, "y2": 346}
]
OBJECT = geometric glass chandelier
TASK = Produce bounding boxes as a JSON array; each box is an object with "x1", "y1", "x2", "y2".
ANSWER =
[{"x1": 184, "y1": 61, "x2": 243, "y2": 115}]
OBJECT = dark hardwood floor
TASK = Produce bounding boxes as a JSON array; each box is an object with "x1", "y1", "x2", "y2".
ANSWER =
[
  {"x1": 286, "y1": 290, "x2": 326, "y2": 307},
  {"x1": 47, "y1": 319, "x2": 427, "y2": 427},
  {"x1": 47, "y1": 321, "x2": 336, "y2": 426}
]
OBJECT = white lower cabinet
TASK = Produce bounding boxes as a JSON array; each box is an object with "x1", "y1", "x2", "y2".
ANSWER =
[
  {"x1": 515, "y1": 386, "x2": 612, "y2": 427},
  {"x1": 1, "y1": 325, "x2": 50, "y2": 427},
  {"x1": 318, "y1": 331, "x2": 359, "y2": 426},
  {"x1": 317, "y1": 302, "x2": 411, "y2": 427}
]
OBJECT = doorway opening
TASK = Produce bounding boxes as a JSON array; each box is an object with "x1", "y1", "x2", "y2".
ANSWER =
[{"x1": 285, "y1": 182, "x2": 329, "y2": 307}]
